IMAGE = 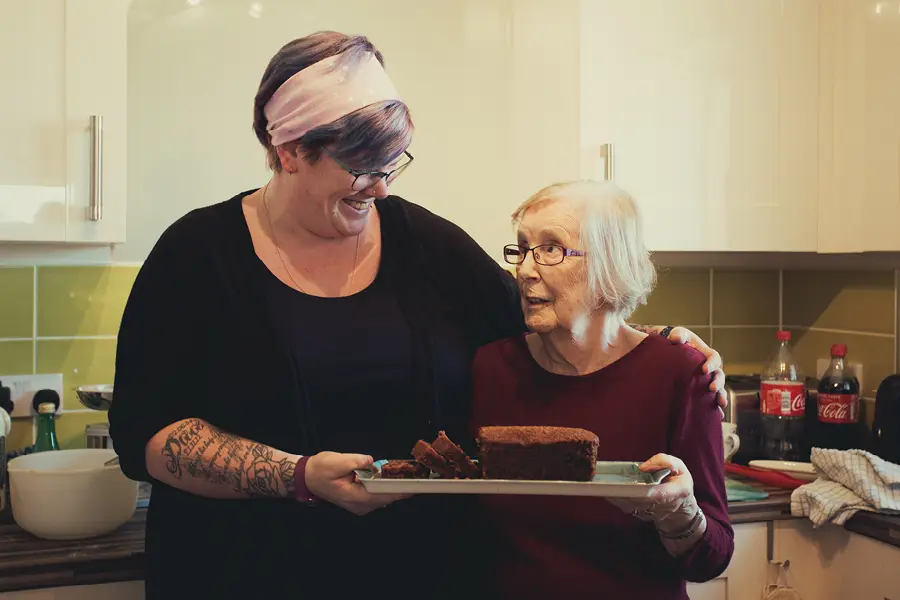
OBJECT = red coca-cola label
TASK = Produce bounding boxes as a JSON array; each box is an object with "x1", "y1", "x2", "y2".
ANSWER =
[
  {"x1": 761, "y1": 382, "x2": 806, "y2": 416},
  {"x1": 817, "y1": 393, "x2": 859, "y2": 424}
]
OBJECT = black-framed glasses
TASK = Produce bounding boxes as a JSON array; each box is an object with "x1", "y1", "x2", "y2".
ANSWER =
[
  {"x1": 322, "y1": 147, "x2": 414, "y2": 191},
  {"x1": 503, "y1": 243, "x2": 586, "y2": 266}
]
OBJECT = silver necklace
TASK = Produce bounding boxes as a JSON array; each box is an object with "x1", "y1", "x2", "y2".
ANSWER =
[{"x1": 262, "y1": 183, "x2": 361, "y2": 294}]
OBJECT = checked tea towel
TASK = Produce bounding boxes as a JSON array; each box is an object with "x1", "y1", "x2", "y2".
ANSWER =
[{"x1": 791, "y1": 448, "x2": 900, "y2": 526}]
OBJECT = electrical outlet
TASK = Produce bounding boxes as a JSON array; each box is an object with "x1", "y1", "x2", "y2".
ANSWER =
[
  {"x1": 815, "y1": 359, "x2": 864, "y2": 393},
  {"x1": 0, "y1": 374, "x2": 64, "y2": 418}
]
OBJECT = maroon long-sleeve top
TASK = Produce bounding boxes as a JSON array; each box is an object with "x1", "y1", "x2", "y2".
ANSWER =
[{"x1": 469, "y1": 334, "x2": 734, "y2": 600}]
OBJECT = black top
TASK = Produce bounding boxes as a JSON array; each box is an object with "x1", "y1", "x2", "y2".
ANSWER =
[{"x1": 108, "y1": 191, "x2": 524, "y2": 599}]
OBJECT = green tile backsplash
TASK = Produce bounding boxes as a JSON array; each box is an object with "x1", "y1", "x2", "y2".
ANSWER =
[
  {"x1": 1, "y1": 265, "x2": 132, "y2": 450},
  {"x1": 38, "y1": 266, "x2": 139, "y2": 337},
  {"x1": 632, "y1": 268, "x2": 897, "y2": 391},
  {"x1": 0, "y1": 267, "x2": 34, "y2": 338},
  {"x1": 0, "y1": 263, "x2": 898, "y2": 451},
  {"x1": 36, "y1": 338, "x2": 117, "y2": 410},
  {"x1": 783, "y1": 270, "x2": 895, "y2": 335}
]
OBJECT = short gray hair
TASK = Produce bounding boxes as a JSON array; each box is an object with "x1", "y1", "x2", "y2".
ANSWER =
[
  {"x1": 511, "y1": 180, "x2": 657, "y2": 318},
  {"x1": 252, "y1": 31, "x2": 413, "y2": 171}
]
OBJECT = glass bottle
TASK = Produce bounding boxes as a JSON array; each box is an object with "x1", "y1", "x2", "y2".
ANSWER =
[{"x1": 34, "y1": 402, "x2": 60, "y2": 452}]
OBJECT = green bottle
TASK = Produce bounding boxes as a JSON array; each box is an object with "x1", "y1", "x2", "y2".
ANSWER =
[{"x1": 35, "y1": 402, "x2": 60, "y2": 452}]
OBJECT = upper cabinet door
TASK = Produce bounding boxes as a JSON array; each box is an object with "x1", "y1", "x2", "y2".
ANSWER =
[
  {"x1": 820, "y1": 0, "x2": 900, "y2": 253},
  {"x1": 64, "y1": 0, "x2": 128, "y2": 243},
  {"x1": 0, "y1": 0, "x2": 68, "y2": 241},
  {"x1": 0, "y1": 0, "x2": 127, "y2": 244},
  {"x1": 580, "y1": 0, "x2": 821, "y2": 252}
]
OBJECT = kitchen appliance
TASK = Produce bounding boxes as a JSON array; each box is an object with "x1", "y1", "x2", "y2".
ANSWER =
[
  {"x1": 724, "y1": 375, "x2": 764, "y2": 464},
  {"x1": 871, "y1": 373, "x2": 900, "y2": 463},
  {"x1": 8, "y1": 448, "x2": 138, "y2": 540}
]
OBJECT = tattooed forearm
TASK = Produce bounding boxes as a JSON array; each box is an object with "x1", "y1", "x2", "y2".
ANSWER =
[{"x1": 156, "y1": 418, "x2": 297, "y2": 499}]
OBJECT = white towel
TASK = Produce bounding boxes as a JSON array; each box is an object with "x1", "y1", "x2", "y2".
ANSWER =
[{"x1": 790, "y1": 448, "x2": 900, "y2": 526}]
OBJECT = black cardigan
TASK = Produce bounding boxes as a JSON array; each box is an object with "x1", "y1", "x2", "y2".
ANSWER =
[{"x1": 108, "y1": 191, "x2": 524, "y2": 598}]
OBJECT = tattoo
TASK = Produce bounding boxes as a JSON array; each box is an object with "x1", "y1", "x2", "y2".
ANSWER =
[{"x1": 160, "y1": 418, "x2": 296, "y2": 498}]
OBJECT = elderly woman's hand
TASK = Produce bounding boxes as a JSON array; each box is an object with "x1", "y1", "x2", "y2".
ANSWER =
[
  {"x1": 305, "y1": 451, "x2": 411, "y2": 515},
  {"x1": 607, "y1": 454, "x2": 702, "y2": 536},
  {"x1": 667, "y1": 326, "x2": 727, "y2": 410}
]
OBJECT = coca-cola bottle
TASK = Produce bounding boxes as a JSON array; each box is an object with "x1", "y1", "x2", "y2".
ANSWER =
[
  {"x1": 760, "y1": 331, "x2": 807, "y2": 461},
  {"x1": 813, "y1": 344, "x2": 862, "y2": 451}
]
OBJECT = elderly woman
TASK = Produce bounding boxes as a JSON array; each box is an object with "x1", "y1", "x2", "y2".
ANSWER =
[
  {"x1": 109, "y1": 32, "x2": 726, "y2": 599},
  {"x1": 470, "y1": 180, "x2": 733, "y2": 600}
]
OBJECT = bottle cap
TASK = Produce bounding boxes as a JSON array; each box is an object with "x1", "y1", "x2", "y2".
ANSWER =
[
  {"x1": 776, "y1": 330, "x2": 791, "y2": 341},
  {"x1": 831, "y1": 343, "x2": 847, "y2": 357},
  {"x1": 37, "y1": 402, "x2": 56, "y2": 415}
]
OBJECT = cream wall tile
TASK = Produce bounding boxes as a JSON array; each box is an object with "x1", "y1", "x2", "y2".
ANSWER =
[
  {"x1": 37, "y1": 266, "x2": 139, "y2": 337},
  {"x1": 0, "y1": 341, "x2": 33, "y2": 375},
  {"x1": 36, "y1": 338, "x2": 116, "y2": 410},
  {"x1": 0, "y1": 267, "x2": 33, "y2": 339}
]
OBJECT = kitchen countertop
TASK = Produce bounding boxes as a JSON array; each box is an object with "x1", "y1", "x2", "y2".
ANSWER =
[
  {"x1": 0, "y1": 488, "x2": 897, "y2": 593},
  {"x1": 0, "y1": 511, "x2": 145, "y2": 592}
]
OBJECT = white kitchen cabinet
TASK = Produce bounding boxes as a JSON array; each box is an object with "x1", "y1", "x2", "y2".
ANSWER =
[
  {"x1": 819, "y1": 0, "x2": 900, "y2": 253},
  {"x1": 772, "y1": 519, "x2": 900, "y2": 599},
  {"x1": 0, "y1": 581, "x2": 143, "y2": 600},
  {"x1": 685, "y1": 522, "x2": 769, "y2": 600},
  {"x1": 0, "y1": 0, "x2": 127, "y2": 243},
  {"x1": 580, "y1": 0, "x2": 821, "y2": 253}
]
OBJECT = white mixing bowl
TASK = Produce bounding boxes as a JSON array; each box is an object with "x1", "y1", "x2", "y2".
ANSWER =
[{"x1": 8, "y1": 448, "x2": 138, "y2": 540}]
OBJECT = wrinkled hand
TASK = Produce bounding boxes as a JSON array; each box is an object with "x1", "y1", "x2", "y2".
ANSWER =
[
  {"x1": 608, "y1": 454, "x2": 700, "y2": 534},
  {"x1": 667, "y1": 326, "x2": 727, "y2": 411},
  {"x1": 305, "y1": 451, "x2": 411, "y2": 516}
]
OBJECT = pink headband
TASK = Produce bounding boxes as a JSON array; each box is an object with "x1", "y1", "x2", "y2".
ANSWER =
[{"x1": 264, "y1": 51, "x2": 401, "y2": 146}]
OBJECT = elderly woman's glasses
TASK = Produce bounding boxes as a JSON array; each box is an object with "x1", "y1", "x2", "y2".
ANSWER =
[
  {"x1": 503, "y1": 244, "x2": 585, "y2": 266},
  {"x1": 322, "y1": 148, "x2": 414, "y2": 191}
]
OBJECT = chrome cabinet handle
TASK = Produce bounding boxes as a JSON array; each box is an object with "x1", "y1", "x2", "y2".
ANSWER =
[
  {"x1": 89, "y1": 115, "x2": 103, "y2": 221},
  {"x1": 600, "y1": 143, "x2": 615, "y2": 181}
]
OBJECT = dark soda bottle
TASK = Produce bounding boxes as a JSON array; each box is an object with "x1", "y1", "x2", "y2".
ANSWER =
[
  {"x1": 814, "y1": 344, "x2": 863, "y2": 451},
  {"x1": 760, "y1": 331, "x2": 807, "y2": 461}
]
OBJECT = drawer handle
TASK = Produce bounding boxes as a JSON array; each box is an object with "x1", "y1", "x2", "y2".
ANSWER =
[
  {"x1": 600, "y1": 143, "x2": 615, "y2": 181},
  {"x1": 89, "y1": 115, "x2": 103, "y2": 221}
]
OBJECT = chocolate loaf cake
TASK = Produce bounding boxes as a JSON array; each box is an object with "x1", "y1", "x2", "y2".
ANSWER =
[
  {"x1": 431, "y1": 430, "x2": 482, "y2": 479},
  {"x1": 411, "y1": 440, "x2": 457, "y2": 478},
  {"x1": 476, "y1": 426, "x2": 599, "y2": 481},
  {"x1": 379, "y1": 460, "x2": 431, "y2": 479}
]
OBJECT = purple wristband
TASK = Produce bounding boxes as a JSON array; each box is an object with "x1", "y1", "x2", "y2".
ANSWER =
[{"x1": 293, "y1": 455, "x2": 318, "y2": 504}]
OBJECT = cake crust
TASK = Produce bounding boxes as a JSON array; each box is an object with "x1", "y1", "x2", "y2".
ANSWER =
[{"x1": 477, "y1": 425, "x2": 599, "y2": 445}]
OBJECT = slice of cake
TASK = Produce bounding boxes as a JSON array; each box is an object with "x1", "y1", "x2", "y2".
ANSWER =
[
  {"x1": 411, "y1": 439, "x2": 457, "y2": 478},
  {"x1": 379, "y1": 460, "x2": 431, "y2": 479},
  {"x1": 431, "y1": 430, "x2": 482, "y2": 479},
  {"x1": 476, "y1": 425, "x2": 599, "y2": 481}
]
